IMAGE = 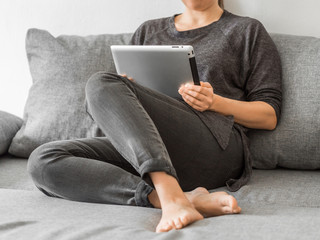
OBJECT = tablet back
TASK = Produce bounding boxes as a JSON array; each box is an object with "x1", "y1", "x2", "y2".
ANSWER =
[{"x1": 111, "y1": 45, "x2": 199, "y2": 98}]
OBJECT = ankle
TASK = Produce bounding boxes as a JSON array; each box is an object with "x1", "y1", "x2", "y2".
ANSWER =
[
  {"x1": 148, "y1": 190, "x2": 161, "y2": 208},
  {"x1": 149, "y1": 171, "x2": 190, "y2": 206},
  {"x1": 163, "y1": 195, "x2": 191, "y2": 206}
]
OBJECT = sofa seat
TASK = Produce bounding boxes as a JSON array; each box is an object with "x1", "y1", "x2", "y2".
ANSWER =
[{"x1": 1, "y1": 154, "x2": 319, "y2": 239}]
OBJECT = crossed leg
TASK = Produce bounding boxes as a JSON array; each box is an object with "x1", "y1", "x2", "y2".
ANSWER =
[
  {"x1": 84, "y1": 72, "x2": 244, "y2": 232},
  {"x1": 148, "y1": 172, "x2": 241, "y2": 232}
]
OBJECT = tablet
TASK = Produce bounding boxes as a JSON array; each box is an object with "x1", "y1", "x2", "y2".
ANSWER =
[{"x1": 110, "y1": 45, "x2": 200, "y2": 99}]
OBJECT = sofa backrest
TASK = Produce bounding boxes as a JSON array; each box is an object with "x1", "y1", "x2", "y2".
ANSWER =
[
  {"x1": 249, "y1": 33, "x2": 320, "y2": 169},
  {"x1": 8, "y1": 29, "x2": 320, "y2": 170},
  {"x1": 9, "y1": 30, "x2": 133, "y2": 158}
]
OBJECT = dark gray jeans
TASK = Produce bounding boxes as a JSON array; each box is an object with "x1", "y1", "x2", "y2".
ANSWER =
[{"x1": 27, "y1": 72, "x2": 244, "y2": 208}]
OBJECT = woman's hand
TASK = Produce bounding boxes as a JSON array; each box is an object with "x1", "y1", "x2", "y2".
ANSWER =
[
  {"x1": 178, "y1": 81, "x2": 215, "y2": 112},
  {"x1": 120, "y1": 74, "x2": 135, "y2": 82}
]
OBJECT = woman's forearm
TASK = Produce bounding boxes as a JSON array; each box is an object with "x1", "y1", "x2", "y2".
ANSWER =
[
  {"x1": 209, "y1": 94, "x2": 277, "y2": 130},
  {"x1": 178, "y1": 82, "x2": 277, "y2": 130}
]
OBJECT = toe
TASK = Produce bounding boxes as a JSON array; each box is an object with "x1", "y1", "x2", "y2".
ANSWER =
[
  {"x1": 216, "y1": 191, "x2": 229, "y2": 196},
  {"x1": 224, "y1": 195, "x2": 238, "y2": 209},
  {"x1": 180, "y1": 215, "x2": 191, "y2": 227},
  {"x1": 222, "y1": 206, "x2": 233, "y2": 214},
  {"x1": 173, "y1": 218, "x2": 183, "y2": 229},
  {"x1": 233, "y1": 206, "x2": 241, "y2": 214},
  {"x1": 156, "y1": 222, "x2": 172, "y2": 233},
  {"x1": 195, "y1": 187, "x2": 209, "y2": 193}
]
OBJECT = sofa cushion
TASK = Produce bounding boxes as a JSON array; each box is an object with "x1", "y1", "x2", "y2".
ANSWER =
[
  {"x1": 0, "y1": 154, "x2": 36, "y2": 191},
  {"x1": 248, "y1": 33, "x2": 320, "y2": 170},
  {"x1": 2, "y1": 154, "x2": 320, "y2": 238},
  {"x1": 1, "y1": 171, "x2": 320, "y2": 239},
  {"x1": 9, "y1": 29, "x2": 132, "y2": 158},
  {"x1": 0, "y1": 111, "x2": 23, "y2": 155},
  {"x1": 216, "y1": 169, "x2": 320, "y2": 208},
  {"x1": 2, "y1": 154, "x2": 320, "y2": 209}
]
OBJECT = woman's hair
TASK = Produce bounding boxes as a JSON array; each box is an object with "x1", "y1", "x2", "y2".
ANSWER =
[{"x1": 218, "y1": 0, "x2": 224, "y2": 9}]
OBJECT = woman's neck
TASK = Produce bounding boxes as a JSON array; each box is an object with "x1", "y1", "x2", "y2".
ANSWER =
[{"x1": 175, "y1": 4, "x2": 223, "y2": 31}]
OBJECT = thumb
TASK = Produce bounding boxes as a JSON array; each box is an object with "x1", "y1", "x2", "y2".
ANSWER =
[{"x1": 200, "y1": 81, "x2": 212, "y2": 88}]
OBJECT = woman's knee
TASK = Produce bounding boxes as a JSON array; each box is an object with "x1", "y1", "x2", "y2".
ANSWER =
[
  {"x1": 85, "y1": 71, "x2": 133, "y2": 119},
  {"x1": 85, "y1": 72, "x2": 121, "y2": 99},
  {"x1": 27, "y1": 141, "x2": 70, "y2": 187}
]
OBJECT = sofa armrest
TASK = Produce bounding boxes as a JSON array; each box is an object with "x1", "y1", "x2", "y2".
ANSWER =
[{"x1": 0, "y1": 110, "x2": 23, "y2": 155}]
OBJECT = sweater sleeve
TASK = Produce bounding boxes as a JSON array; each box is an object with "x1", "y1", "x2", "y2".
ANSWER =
[
  {"x1": 128, "y1": 22, "x2": 147, "y2": 45},
  {"x1": 242, "y1": 20, "x2": 282, "y2": 124}
]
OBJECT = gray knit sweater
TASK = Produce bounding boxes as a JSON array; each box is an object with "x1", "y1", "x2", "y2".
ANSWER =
[{"x1": 129, "y1": 10, "x2": 282, "y2": 191}]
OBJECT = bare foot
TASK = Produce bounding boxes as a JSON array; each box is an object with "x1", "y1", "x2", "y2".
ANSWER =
[
  {"x1": 185, "y1": 187, "x2": 241, "y2": 217},
  {"x1": 147, "y1": 172, "x2": 204, "y2": 232},
  {"x1": 156, "y1": 199, "x2": 203, "y2": 233}
]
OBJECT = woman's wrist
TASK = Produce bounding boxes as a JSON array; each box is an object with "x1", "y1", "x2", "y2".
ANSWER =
[{"x1": 208, "y1": 94, "x2": 222, "y2": 112}]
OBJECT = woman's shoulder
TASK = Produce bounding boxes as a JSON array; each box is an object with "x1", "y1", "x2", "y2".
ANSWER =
[
  {"x1": 135, "y1": 16, "x2": 172, "y2": 33},
  {"x1": 222, "y1": 10, "x2": 266, "y2": 35},
  {"x1": 130, "y1": 16, "x2": 173, "y2": 45},
  {"x1": 219, "y1": 10, "x2": 272, "y2": 51},
  {"x1": 222, "y1": 11, "x2": 264, "y2": 32}
]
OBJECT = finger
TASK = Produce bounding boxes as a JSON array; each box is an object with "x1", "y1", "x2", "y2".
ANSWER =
[
  {"x1": 184, "y1": 83, "x2": 202, "y2": 92},
  {"x1": 182, "y1": 81, "x2": 193, "y2": 88},
  {"x1": 185, "y1": 83, "x2": 211, "y2": 97},
  {"x1": 120, "y1": 74, "x2": 134, "y2": 82},
  {"x1": 184, "y1": 83, "x2": 214, "y2": 101},
  {"x1": 200, "y1": 81, "x2": 213, "y2": 88},
  {"x1": 180, "y1": 85, "x2": 211, "y2": 104},
  {"x1": 183, "y1": 95, "x2": 205, "y2": 111},
  {"x1": 184, "y1": 94, "x2": 203, "y2": 108},
  {"x1": 180, "y1": 86, "x2": 213, "y2": 111},
  {"x1": 184, "y1": 89, "x2": 206, "y2": 101}
]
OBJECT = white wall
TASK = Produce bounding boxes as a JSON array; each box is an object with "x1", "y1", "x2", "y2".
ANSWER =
[
  {"x1": 0, "y1": 0, "x2": 184, "y2": 117},
  {"x1": 1, "y1": 0, "x2": 320, "y2": 117},
  {"x1": 225, "y1": 0, "x2": 320, "y2": 37}
]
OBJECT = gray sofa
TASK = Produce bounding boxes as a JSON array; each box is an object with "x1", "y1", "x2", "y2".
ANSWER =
[{"x1": 0, "y1": 29, "x2": 319, "y2": 239}]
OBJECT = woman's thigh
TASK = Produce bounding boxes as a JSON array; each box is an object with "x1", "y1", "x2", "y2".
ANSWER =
[{"x1": 118, "y1": 75, "x2": 244, "y2": 191}]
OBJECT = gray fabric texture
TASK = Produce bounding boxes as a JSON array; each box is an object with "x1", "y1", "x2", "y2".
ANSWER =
[
  {"x1": 1, "y1": 189, "x2": 320, "y2": 240},
  {"x1": 2, "y1": 155, "x2": 319, "y2": 208},
  {"x1": 248, "y1": 34, "x2": 320, "y2": 169},
  {"x1": 217, "y1": 168, "x2": 320, "y2": 208},
  {"x1": 0, "y1": 154, "x2": 36, "y2": 191},
  {"x1": 0, "y1": 156, "x2": 320, "y2": 239},
  {"x1": 0, "y1": 111, "x2": 23, "y2": 155},
  {"x1": 9, "y1": 29, "x2": 132, "y2": 158}
]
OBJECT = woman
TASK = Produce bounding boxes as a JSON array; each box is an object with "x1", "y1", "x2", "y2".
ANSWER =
[{"x1": 28, "y1": 0, "x2": 282, "y2": 233}]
